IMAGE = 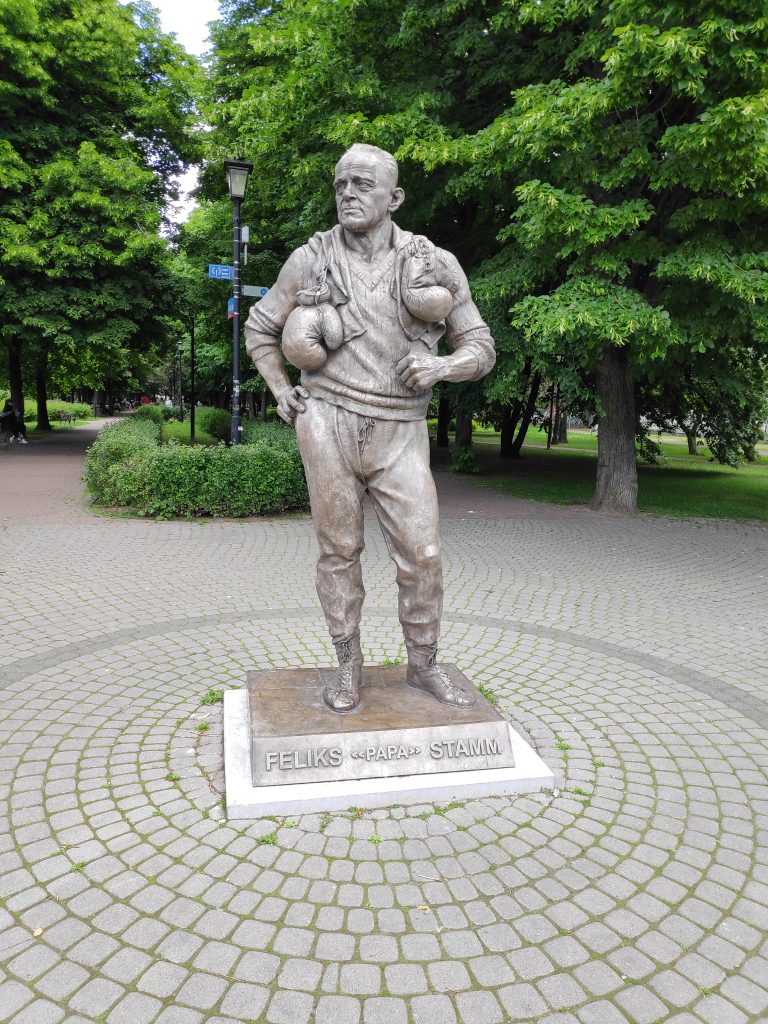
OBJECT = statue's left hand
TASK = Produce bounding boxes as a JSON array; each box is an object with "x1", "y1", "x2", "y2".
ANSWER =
[{"x1": 396, "y1": 352, "x2": 446, "y2": 392}]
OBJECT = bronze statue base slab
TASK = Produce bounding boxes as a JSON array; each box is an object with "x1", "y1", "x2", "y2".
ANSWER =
[{"x1": 224, "y1": 667, "x2": 555, "y2": 817}]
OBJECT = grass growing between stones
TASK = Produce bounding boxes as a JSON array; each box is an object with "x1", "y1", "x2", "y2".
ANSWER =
[{"x1": 463, "y1": 435, "x2": 768, "y2": 521}]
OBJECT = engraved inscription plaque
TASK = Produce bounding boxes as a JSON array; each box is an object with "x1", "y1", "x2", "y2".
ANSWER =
[{"x1": 247, "y1": 666, "x2": 515, "y2": 787}]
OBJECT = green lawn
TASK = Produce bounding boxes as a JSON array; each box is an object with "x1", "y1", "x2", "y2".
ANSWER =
[
  {"x1": 459, "y1": 430, "x2": 768, "y2": 522},
  {"x1": 161, "y1": 421, "x2": 217, "y2": 445},
  {"x1": 25, "y1": 420, "x2": 82, "y2": 437}
]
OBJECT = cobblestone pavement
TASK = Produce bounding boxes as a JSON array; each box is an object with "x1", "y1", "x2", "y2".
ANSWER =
[{"x1": 1, "y1": 423, "x2": 767, "y2": 1024}]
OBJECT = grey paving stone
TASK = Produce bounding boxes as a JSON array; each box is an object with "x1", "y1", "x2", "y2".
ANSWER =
[
  {"x1": 155, "y1": 931, "x2": 204, "y2": 965},
  {"x1": 231, "y1": 951, "x2": 281, "y2": 984},
  {"x1": 358, "y1": 935, "x2": 399, "y2": 963},
  {"x1": 176, "y1": 972, "x2": 228, "y2": 1011},
  {"x1": 615, "y1": 986, "x2": 672, "y2": 1024},
  {"x1": 498, "y1": 982, "x2": 549, "y2": 1021},
  {"x1": 121, "y1": 918, "x2": 169, "y2": 951},
  {"x1": 341, "y1": 964, "x2": 382, "y2": 995},
  {"x1": 455, "y1": 989, "x2": 505, "y2": 1023},
  {"x1": 265, "y1": 989, "x2": 314, "y2": 1024},
  {"x1": 0, "y1": 979, "x2": 34, "y2": 1018},
  {"x1": 362, "y1": 997, "x2": 408, "y2": 1024},
  {"x1": 7, "y1": 998, "x2": 65, "y2": 1024},
  {"x1": 102, "y1": 948, "x2": 154, "y2": 986},
  {"x1": 7, "y1": 945, "x2": 59, "y2": 982},
  {"x1": 427, "y1": 960, "x2": 471, "y2": 992},
  {"x1": 136, "y1": 961, "x2": 188, "y2": 997},
  {"x1": 68, "y1": 978, "x2": 124, "y2": 1016},
  {"x1": 316, "y1": 933, "x2": 356, "y2": 961},
  {"x1": 576, "y1": 999, "x2": 631, "y2": 1023},
  {"x1": 400, "y1": 933, "x2": 441, "y2": 960},
  {"x1": 314, "y1": 995, "x2": 361, "y2": 1024},
  {"x1": 277, "y1": 958, "x2": 322, "y2": 992},
  {"x1": 106, "y1": 992, "x2": 162, "y2": 1024},
  {"x1": 411, "y1": 994, "x2": 457, "y2": 1024},
  {"x1": 218, "y1": 982, "x2": 270, "y2": 1021}
]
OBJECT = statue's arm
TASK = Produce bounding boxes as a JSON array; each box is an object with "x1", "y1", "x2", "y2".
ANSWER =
[
  {"x1": 244, "y1": 248, "x2": 312, "y2": 423},
  {"x1": 397, "y1": 252, "x2": 495, "y2": 392}
]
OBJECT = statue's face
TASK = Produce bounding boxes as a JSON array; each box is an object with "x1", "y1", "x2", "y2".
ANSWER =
[{"x1": 333, "y1": 152, "x2": 402, "y2": 234}]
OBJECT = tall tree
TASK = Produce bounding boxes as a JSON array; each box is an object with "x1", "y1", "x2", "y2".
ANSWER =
[
  {"x1": 202, "y1": 0, "x2": 768, "y2": 510},
  {"x1": 0, "y1": 0, "x2": 201, "y2": 421},
  {"x1": 410, "y1": 0, "x2": 768, "y2": 510}
]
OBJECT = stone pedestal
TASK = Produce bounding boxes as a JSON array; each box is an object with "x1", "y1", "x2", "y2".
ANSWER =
[{"x1": 224, "y1": 666, "x2": 554, "y2": 817}]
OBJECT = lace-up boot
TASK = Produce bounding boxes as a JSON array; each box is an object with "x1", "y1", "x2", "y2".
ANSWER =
[
  {"x1": 323, "y1": 637, "x2": 363, "y2": 714},
  {"x1": 405, "y1": 642, "x2": 475, "y2": 709}
]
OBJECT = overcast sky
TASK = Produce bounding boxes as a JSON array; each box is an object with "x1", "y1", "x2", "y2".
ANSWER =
[
  {"x1": 148, "y1": 0, "x2": 223, "y2": 220},
  {"x1": 151, "y1": 0, "x2": 221, "y2": 56}
]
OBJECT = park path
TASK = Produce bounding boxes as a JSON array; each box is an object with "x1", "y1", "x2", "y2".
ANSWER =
[
  {"x1": 0, "y1": 418, "x2": 579, "y2": 526},
  {"x1": 1, "y1": 419, "x2": 114, "y2": 527},
  {"x1": 1, "y1": 419, "x2": 767, "y2": 1024}
]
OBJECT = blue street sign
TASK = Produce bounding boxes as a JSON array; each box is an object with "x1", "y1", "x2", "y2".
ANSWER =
[
  {"x1": 208, "y1": 263, "x2": 233, "y2": 280},
  {"x1": 227, "y1": 297, "x2": 235, "y2": 319},
  {"x1": 242, "y1": 285, "x2": 269, "y2": 298}
]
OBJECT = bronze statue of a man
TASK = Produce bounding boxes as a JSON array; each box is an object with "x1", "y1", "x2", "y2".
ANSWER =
[{"x1": 245, "y1": 144, "x2": 495, "y2": 715}]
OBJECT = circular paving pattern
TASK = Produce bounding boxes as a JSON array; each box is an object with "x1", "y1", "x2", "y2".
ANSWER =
[{"x1": 2, "y1": 508, "x2": 768, "y2": 1024}]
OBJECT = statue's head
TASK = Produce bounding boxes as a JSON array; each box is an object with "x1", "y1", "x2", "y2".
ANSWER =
[{"x1": 333, "y1": 144, "x2": 404, "y2": 234}]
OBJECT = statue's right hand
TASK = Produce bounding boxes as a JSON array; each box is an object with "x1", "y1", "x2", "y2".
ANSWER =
[{"x1": 276, "y1": 386, "x2": 310, "y2": 425}]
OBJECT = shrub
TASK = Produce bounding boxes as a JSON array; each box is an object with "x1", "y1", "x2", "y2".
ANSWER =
[
  {"x1": 131, "y1": 404, "x2": 165, "y2": 425},
  {"x1": 452, "y1": 447, "x2": 481, "y2": 474},
  {"x1": 19, "y1": 400, "x2": 92, "y2": 423},
  {"x1": 195, "y1": 406, "x2": 231, "y2": 441},
  {"x1": 84, "y1": 419, "x2": 161, "y2": 504},
  {"x1": 84, "y1": 415, "x2": 307, "y2": 517}
]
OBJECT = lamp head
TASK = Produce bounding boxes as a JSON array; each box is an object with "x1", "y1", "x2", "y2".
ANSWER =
[{"x1": 224, "y1": 158, "x2": 253, "y2": 199}]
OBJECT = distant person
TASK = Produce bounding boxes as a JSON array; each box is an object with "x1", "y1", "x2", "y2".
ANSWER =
[
  {"x1": 1, "y1": 400, "x2": 28, "y2": 444},
  {"x1": 140, "y1": 395, "x2": 151, "y2": 405}
]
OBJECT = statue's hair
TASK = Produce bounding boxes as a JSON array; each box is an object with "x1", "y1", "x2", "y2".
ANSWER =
[{"x1": 336, "y1": 144, "x2": 399, "y2": 187}]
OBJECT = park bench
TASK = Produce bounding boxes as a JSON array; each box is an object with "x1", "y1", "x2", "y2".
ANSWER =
[{"x1": 57, "y1": 411, "x2": 77, "y2": 425}]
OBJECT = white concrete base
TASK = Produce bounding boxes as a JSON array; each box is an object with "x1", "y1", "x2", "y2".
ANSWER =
[{"x1": 224, "y1": 689, "x2": 555, "y2": 817}]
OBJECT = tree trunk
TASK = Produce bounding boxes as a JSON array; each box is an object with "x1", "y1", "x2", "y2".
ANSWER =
[
  {"x1": 509, "y1": 370, "x2": 542, "y2": 458},
  {"x1": 247, "y1": 390, "x2": 256, "y2": 421},
  {"x1": 590, "y1": 345, "x2": 637, "y2": 514},
  {"x1": 499, "y1": 403, "x2": 519, "y2": 458},
  {"x1": 557, "y1": 403, "x2": 568, "y2": 444},
  {"x1": 551, "y1": 384, "x2": 562, "y2": 446},
  {"x1": 678, "y1": 420, "x2": 698, "y2": 455},
  {"x1": 436, "y1": 388, "x2": 451, "y2": 447},
  {"x1": 7, "y1": 340, "x2": 24, "y2": 418},
  {"x1": 454, "y1": 409, "x2": 472, "y2": 450},
  {"x1": 35, "y1": 347, "x2": 53, "y2": 431},
  {"x1": 260, "y1": 390, "x2": 268, "y2": 421}
]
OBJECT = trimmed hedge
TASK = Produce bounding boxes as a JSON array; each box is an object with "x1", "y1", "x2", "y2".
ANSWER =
[
  {"x1": 195, "y1": 406, "x2": 231, "y2": 441},
  {"x1": 131, "y1": 404, "x2": 166, "y2": 424},
  {"x1": 84, "y1": 419, "x2": 161, "y2": 506},
  {"x1": 85, "y1": 416, "x2": 307, "y2": 518},
  {"x1": 21, "y1": 400, "x2": 93, "y2": 423}
]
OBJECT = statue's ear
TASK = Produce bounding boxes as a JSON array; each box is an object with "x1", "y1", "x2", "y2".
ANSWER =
[{"x1": 388, "y1": 187, "x2": 405, "y2": 213}]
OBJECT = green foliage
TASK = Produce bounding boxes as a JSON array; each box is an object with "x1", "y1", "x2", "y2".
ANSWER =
[
  {"x1": 20, "y1": 400, "x2": 92, "y2": 423},
  {"x1": 131, "y1": 404, "x2": 165, "y2": 425},
  {"x1": 452, "y1": 448, "x2": 481, "y2": 474},
  {"x1": 199, "y1": 0, "x2": 768, "y2": 506},
  {"x1": 84, "y1": 418, "x2": 160, "y2": 505},
  {"x1": 84, "y1": 417, "x2": 308, "y2": 518},
  {"x1": 0, "y1": 0, "x2": 201, "y2": 404},
  {"x1": 201, "y1": 689, "x2": 224, "y2": 705},
  {"x1": 195, "y1": 406, "x2": 231, "y2": 441}
]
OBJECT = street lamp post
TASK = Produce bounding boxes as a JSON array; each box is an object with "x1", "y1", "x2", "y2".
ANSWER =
[{"x1": 224, "y1": 157, "x2": 253, "y2": 445}]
